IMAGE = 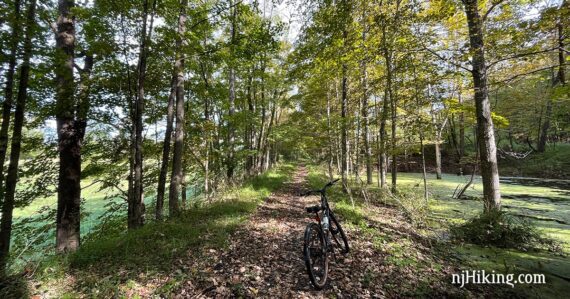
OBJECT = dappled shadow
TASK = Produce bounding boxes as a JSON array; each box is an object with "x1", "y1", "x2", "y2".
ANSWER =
[
  {"x1": 55, "y1": 166, "x2": 297, "y2": 297},
  {"x1": 177, "y1": 167, "x2": 498, "y2": 298}
]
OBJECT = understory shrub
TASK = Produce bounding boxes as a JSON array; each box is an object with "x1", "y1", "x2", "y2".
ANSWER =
[{"x1": 451, "y1": 211, "x2": 561, "y2": 252}]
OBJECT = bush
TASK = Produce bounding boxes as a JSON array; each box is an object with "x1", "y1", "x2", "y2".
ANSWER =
[
  {"x1": 0, "y1": 275, "x2": 29, "y2": 299},
  {"x1": 451, "y1": 211, "x2": 561, "y2": 252}
]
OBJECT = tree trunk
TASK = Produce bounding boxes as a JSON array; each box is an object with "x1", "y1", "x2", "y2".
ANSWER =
[
  {"x1": 420, "y1": 132, "x2": 428, "y2": 201},
  {"x1": 458, "y1": 84, "x2": 465, "y2": 158},
  {"x1": 462, "y1": 0, "x2": 501, "y2": 212},
  {"x1": 129, "y1": 0, "x2": 156, "y2": 228},
  {"x1": 169, "y1": 0, "x2": 187, "y2": 218},
  {"x1": 0, "y1": 0, "x2": 36, "y2": 272},
  {"x1": 246, "y1": 72, "x2": 254, "y2": 175},
  {"x1": 226, "y1": 0, "x2": 237, "y2": 181},
  {"x1": 379, "y1": 90, "x2": 388, "y2": 189},
  {"x1": 382, "y1": 44, "x2": 397, "y2": 193},
  {"x1": 341, "y1": 29, "x2": 349, "y2": 193},
  {"x1": 360, "y1": 0, "x2": 372, "y2": 185},
  {"x1": 155, "y1": 74, "x2": 176, "y2": 220},
  {"x1": 326, "y1": 91, "x2": 334, "y2": 180},
  {"x1": 54, "y1": 0, "x2": 83, "y2": 252},
  {"x1": 0, "y1": 0, "x2": 21, "y2": 200},
  {"x1": 435, "y1": 131, "x2": 442, "y2": 179}
]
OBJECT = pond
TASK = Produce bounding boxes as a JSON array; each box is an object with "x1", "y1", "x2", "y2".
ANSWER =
[{"x1": 398, "y1": 173, "x2": 570, "y2": 297}]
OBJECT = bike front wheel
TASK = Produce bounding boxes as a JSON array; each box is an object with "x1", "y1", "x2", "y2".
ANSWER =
[
  {"x1": 330, "y1": 212, "x2": 349, "y2": 254},
  {"x1": 303, "y1": 222, "x2": 328, "y2": 289}
]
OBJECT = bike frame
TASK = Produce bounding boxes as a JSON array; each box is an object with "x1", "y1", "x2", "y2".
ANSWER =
[{"x1": 311, "y1": 187, "x2": 335, "y2": 252}]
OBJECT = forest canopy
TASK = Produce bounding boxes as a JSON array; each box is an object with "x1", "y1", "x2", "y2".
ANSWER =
[{"x1": 0, "y1": 0, "x2": 568, "y2": 297}]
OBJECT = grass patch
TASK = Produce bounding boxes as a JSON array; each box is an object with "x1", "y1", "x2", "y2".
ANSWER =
[{"x1": 30, "y1": 164, "x2": 295, "y2": 297}]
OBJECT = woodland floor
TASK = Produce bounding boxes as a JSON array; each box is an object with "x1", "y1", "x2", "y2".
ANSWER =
[{"x1": 171, "y1": 166, "x2": 498, "y2": 298}]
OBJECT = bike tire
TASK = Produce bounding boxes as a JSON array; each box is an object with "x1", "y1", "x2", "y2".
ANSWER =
[
  {"x1": 329, "y1": 212, "x2": 349, "y2": 254},
  {"x1": 303, "y1": 222, "x2": 328, "y2": 289}
]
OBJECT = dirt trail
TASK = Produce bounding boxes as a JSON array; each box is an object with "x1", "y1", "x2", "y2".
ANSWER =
[
  {"x1": 180, "y1": 166, "x2": 485, "y2": 298},
  {"x1": 180, "y1": 166, "x2": 380, "y2": 298},
  {"x1": 202, "y1": 166, "x2": 336, "y2": 297}
]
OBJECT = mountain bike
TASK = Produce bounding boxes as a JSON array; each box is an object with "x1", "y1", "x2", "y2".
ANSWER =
[{"x1": 301, "y1": 178, "x2": 349, "y2": 289}]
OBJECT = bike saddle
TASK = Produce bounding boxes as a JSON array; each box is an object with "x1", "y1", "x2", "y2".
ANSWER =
[{"x1": 306, "y1": 205, "x2": 322, "y2": 213}]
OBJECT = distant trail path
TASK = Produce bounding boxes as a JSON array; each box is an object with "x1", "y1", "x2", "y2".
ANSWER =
[{"x1": 180, "y1": 166, "x2": 486, "y2": 298}]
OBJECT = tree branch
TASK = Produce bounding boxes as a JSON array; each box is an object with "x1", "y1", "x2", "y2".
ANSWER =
[
  {"x1": 488, "y1": 47, "x2": 558, "y2": 69},
  {"x1": 482, "y1": 0, "x2": 506, "y2": 22},
  {"x1": 490, "y1": 63, "x2": 569, "y2": 85},
  {"x1": 421, "y1": 44, "x2": 472, "y2": 73}
]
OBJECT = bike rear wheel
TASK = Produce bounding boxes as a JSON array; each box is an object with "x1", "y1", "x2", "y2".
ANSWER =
[
  {"x1": 330, "y1": 212, "x2": 349, "y2": 254},
  {"x1": 303, "y1": 222, "x2": 328, "y2": 289}
]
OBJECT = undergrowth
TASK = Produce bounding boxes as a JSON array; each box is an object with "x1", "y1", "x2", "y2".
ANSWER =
[
  {"x1": 17, "y1": 163, "x2": 295, "y2": 298},
  {"x1": 451, "y1": 210, "x2": 562, "y2": 252}
]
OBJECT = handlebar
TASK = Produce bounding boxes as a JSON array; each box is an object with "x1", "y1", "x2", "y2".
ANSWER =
[{"x1": 300, "y1": 178, "x2": 340, "y2": 197}]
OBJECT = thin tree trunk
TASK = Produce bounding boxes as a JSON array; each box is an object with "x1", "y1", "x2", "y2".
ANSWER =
[
  {"x1": 226, "y1": 0, "x2": 237, "y2": 181},
  {"x1": 341, "y1": 29, "x2": 350, "y2": 194},
  {"x1": 360, "y1": 3, "x2": 372, "y2": 185},
  {"x1": 383, "y1": 45, "x2": 397, "y2": 193},
  {"x1": 129, "y1": 0, "x2": 156, "y2": 228},
  {"x1": 246, "y1": 71, "x2": 254, "y2": 175},
  {"x1": 326, "y1": 90, "x2": 334, "y2": 180},
  {"x1": 0, "y1": 0, "x2": 21, "y2": 200},
  {"x1": 435, "y1": 131, "x2": 442, "y2": 179},
  {"x1": 462, "y1": 0, "x2": 501, "y2": 212},
  {"x1": 156, "y1": 73, "x2": 176, "y2": 220},
  {"x1": 169, "y1": 0, "x2": 188, "y2": 218},
  {"x1": 0, "y1": 0, "x2": 36, "y2": 272},
  {"x1": 256, "y1": 69, "x2": 267, "y2": 173},
  {"x1": 458, "y1": 82, "x2": 465, "y2": 158},
  {"x1": 420, "y1": 132, "x2": 428, "y2": 201}
]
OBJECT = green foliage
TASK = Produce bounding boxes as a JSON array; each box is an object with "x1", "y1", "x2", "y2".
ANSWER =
[
  {"x1": 451, "y1": 211, "x2": 561, "y2": 252},
  {"x1": 27, "y1": 164, "x2": 293, "y2": 296},
  {"x1": 500, "y1": 144, "x2": 570, "y2": 179}
]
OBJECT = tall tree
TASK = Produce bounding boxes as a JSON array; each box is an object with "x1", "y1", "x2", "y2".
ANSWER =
[
  {"x1": 340, "y1": 0, "x2": 350, "y2": 193},
  {"x1": 155, "y1": 74, "x2": 176, "y2": 220},
  {"x1": 0, "y1": 0, "x2": 36, "y2": 272},
  {"x1": 360, "y1": 0, "x2": 372, "y2": 185},
  {"x1": 129, "y1": 0, "x2": 156, "y2": 228},
  {"x1": 461, "y1": 0, "x2": 501, "y2": 212},
  {"x1": 169, "y1": 0, "x2": 188, "y2": 217},
  {"x1": 0, "y1": 0, "x2": 21, "y2": 202},
  {"x1": 226, "y1": 0, "x2": 237, "y2": 181},
  {"x1": 54, "y1": 0, "x2": 85, "y2": 252}
]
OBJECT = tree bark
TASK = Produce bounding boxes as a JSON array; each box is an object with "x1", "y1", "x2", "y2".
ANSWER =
[
  {"x1": 420, "y1": 132, "x2": 428, "y2": 201},
  {"x1": 129, "y1": 0, "x2": 156, "y2": 228},
  {"x1": 0, "y1": 0, "x2": 21, "y2": 201},
  {"x1": 155, "y1": 74, "x2": 176, "y2": 220},
  {"x1": 435, "y1": 131, "x2": 442, "y2": 179},
  {"x1": 326, "y1": 90, "x2": 334, "y2": 180},
  {"x1": 382, "y1": 43, "x2": 397, "y2": 193},
  {"x1": 54, "y1": 0, "x2": 83, "y2": 252},
  {"x1": 341, "y1": 29, "x2": 349, "y2": 193},
  {"x1": 226, "y1": 0, "x2": 237, "y2": 181},
  {"x1": 169, "y1": 0, "x2": 188, "y2": 218},
  {"x1": 462, "y1": 0, "x2": 501, "y2": 212},
  {"x1": 0, "y1": 0, "x2": 36, "y2": 272}
]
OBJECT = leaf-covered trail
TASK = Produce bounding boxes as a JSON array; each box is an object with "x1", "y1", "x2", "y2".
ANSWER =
[
  {"x1": 179, "y1": 166, "x2": 486, "y2": 298},
  {"x1": 195, "y1": 166, "x2": 337, "y2": 297}
]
